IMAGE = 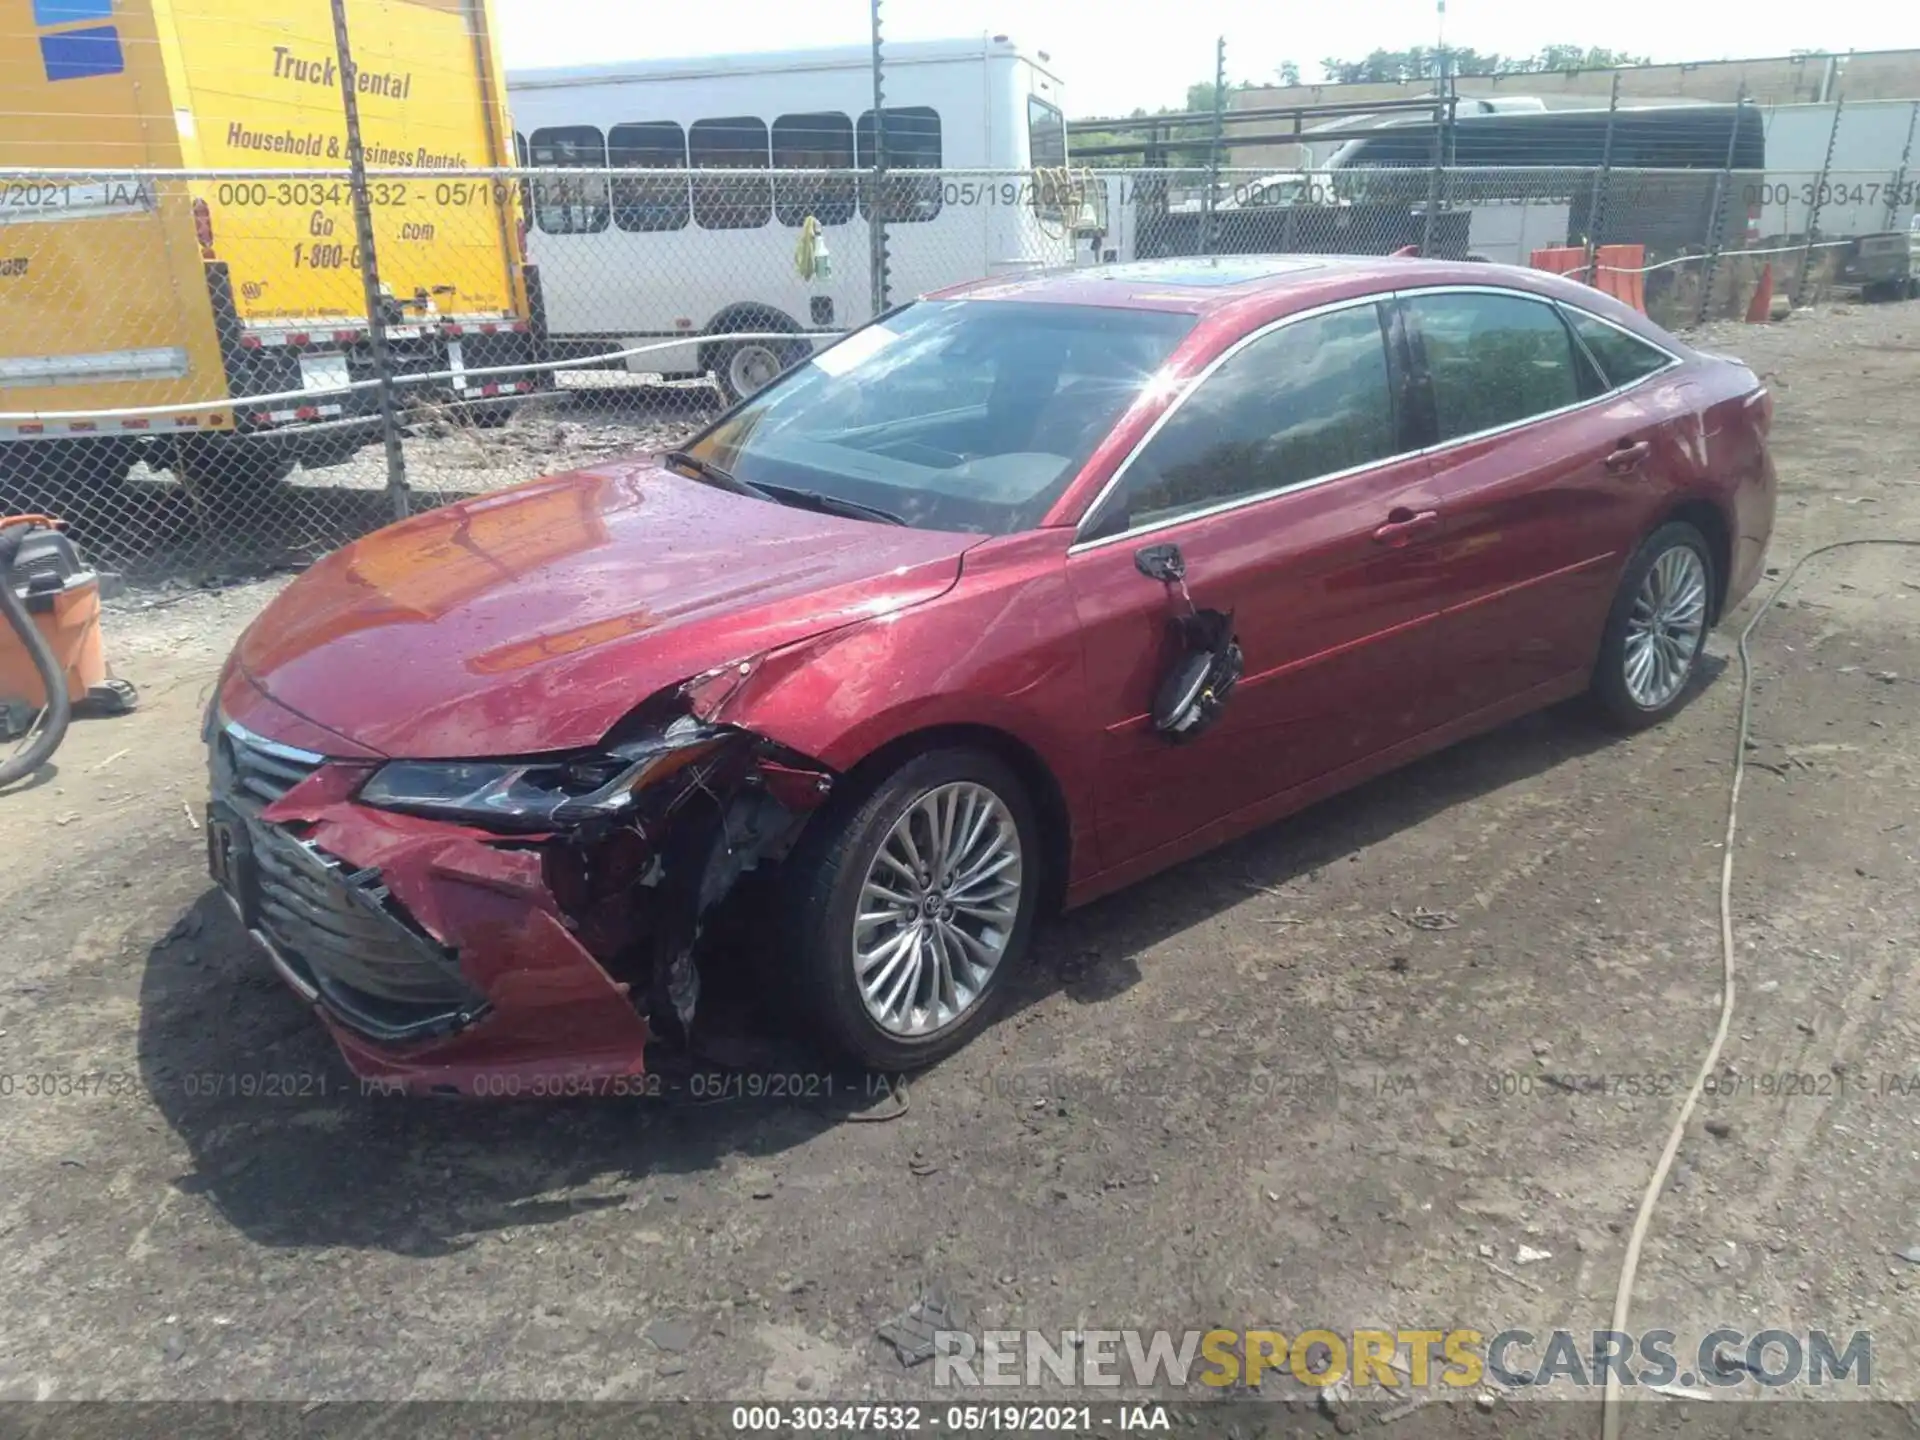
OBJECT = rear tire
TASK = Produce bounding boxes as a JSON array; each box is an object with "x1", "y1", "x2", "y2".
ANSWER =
[
  {"x1": 451, "y1": 400, "x2": 515, "y2": 430},
  {"x1": 714, "y1": 337, "x2": 806, "y2": 405},
  {"x1": 783, "y1": 747, "x2": 1042, "y2": 1070},
  {"x1": 172, "y1": 435, "x2": 297, "y2": 492},
  {"x1": 1590, "y1": 521, "x2": 1715, "y2": 730},
  {"x1": 293, "y1": 431, "x2": 371, "y2": 471},
  {"x1": 0, "y1": 439, "x2": 133, "y2": 511}
]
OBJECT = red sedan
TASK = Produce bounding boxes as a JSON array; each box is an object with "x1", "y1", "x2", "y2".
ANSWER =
[{"x1": 205, "y1": 255, "x2": 1775, "y2": 1094}]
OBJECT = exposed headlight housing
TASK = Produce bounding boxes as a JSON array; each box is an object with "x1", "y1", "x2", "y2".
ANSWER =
[{"x1": 357, "y1": 715, "x2": 732, "y2": 832}]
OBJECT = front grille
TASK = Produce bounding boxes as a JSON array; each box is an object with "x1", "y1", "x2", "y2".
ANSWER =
[
  {"x1": 213, "y1": 719, "x2": 324, "y2": 810},
  {"x1": 250, "y1": 822, "x2": 484, "y2": 1042}
]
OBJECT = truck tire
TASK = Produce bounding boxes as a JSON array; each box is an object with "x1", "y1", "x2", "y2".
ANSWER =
[
  {"x1": 0, "y1": 439, "x2": 134, "y2": 512},
  {"x1": 714, "y1": 338, "x2": 810, "y2": 405},
  {"x1": 171, "y1": 435, "x2": 298, "y2": 493},
  {"x1": 458, "y1": 403, "x2": 515, "y2": 429},
  {"x1": 703, "y1": 307, "x2": 811, "y2": 405},
  {"x1": 294, "y1": 431, "x2": 371, "y2": 471}
]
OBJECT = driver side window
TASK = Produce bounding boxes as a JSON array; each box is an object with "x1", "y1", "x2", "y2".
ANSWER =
[{"x1": 1103, "y1": 303, "x2": 1396, "y2": 534}]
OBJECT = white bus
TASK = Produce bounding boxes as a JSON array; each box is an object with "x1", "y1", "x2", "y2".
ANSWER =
[{"x1": 506, "y1": 37, "x2": 1074, "y2": 399}]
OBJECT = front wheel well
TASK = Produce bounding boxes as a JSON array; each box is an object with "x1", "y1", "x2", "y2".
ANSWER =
[
  {"x1": 1661, "y1": 497, "x2": 1732, "y2": 623},
  {"x1": 828, "y1": 723, "x2": 1074, "y2": 917}
]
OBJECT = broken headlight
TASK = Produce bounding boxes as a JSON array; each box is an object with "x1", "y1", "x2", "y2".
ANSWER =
[{"x1": 357, "y1": 717, "x2": 731, "y2": 833}]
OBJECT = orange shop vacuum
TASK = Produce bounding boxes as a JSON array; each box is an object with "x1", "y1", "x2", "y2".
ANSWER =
[{"x1": 0, "y1": 514, "x2": 137, "y2": 788}]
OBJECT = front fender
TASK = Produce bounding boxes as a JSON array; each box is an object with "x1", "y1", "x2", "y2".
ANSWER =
[{"x1": 694, "y1": 529, "x2": 1102, "y2": 881}]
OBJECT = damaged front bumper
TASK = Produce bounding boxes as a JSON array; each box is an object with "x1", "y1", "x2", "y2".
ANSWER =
[{"x1": 205, "y1": 676, "x2": 832, "y2": 1097}]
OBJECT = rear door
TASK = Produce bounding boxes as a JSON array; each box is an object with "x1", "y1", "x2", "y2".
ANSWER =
[
  {"x1": 1064, "y1": 298, "x2": 1459, "y2": 867},
  {"x1": 1396, "y1": 287, "x2": 1674, "y2": 725}
]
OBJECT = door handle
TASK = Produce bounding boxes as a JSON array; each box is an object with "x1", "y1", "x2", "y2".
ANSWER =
[
  {"x1": 1605, "y1": 439, "x2": 1651, "y2": 473},
  {"x1": 1371, "y1": 508, "x2": 1439, "y2": 546}
]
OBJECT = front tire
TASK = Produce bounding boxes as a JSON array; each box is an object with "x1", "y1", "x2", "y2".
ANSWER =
[
  {"x1": 1591, "y1": 521, "x2": 1715, "y2": 730},
  {"x1": 784, "y1": 748, "x2": 1041, "y2": 1069}
]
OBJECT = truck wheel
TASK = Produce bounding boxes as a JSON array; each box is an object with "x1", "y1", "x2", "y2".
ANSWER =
[
  {"x1": 172, "y1": 436, "x2": 298, "y2": 492},
  {"x1": 293, "y1": 432, "x2": 370, "y2": 471},
  {"x1": 1, "y1": 439, "x2": 133, "y2": 504},
  {"x1": 715, "y1": 339, "x2": 805, "y2": 405},
  {"x1": 459, "y1": 404, "x2": 514, "y2": 429}
]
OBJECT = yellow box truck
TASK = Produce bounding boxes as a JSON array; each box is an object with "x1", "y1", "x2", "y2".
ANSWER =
[{"x1": 0, "y1": 0, "x2": 547, "y2": 494}]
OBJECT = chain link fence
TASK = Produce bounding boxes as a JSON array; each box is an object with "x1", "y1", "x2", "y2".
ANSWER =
[{"x1": 3, "y1": 160, "x2": 1915, "y2": 584}]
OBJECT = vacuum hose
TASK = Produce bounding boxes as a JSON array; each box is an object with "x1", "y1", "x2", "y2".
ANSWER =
[{"x1": 0, "y1": 522, "x2": 70, "y2": 789}]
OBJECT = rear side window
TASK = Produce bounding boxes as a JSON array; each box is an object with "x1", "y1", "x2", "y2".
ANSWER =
[
  {"x1": 691, "y1": 117, "x2": 770, "y2": 230},
  {"x1": 1408, "y1": 291, "x2": 1580, "y2": 441},
  {"x1": 1111, "y1": 304, "x2": 1396, "y2": 531},
  {"x1": 773, "y1": 111, "x2": 856, "y2": 227},
  {"x1": 528, "y1": 126, "x2": 608, "y2": 234},
  {"x1": 1565, "y1": 309, "x2": 1674, "y2": 390},
  {"x1": 609, "y1": 122, "x2": 688, "y2": 232}
]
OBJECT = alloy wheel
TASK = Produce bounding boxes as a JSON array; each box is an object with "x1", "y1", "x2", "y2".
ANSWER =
[
  {"x1": 851, "y1": 781, "x2": 1023, "y2": 1037},
  {"x1": 1623, "y1": 544, "x2": 1708, "y2": 709}
]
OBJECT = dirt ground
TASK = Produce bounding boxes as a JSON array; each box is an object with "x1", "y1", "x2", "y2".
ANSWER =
[{"x1": 4, "y1": 300, "x2": 1920, "y2": 1432}]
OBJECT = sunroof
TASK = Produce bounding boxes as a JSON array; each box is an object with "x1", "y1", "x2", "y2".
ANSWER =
[{"x1": 1094, "y1": 256, "x2": 1324, "y2": 287}]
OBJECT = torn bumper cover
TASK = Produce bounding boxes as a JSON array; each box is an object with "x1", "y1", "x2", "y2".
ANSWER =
[{"x1": 205, "y1": 672, "x2": 832, "y2": 1097}]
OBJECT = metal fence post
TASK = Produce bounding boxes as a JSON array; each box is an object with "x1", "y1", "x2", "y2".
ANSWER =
[
  {"x1": 867, "y1": 0, "x2": 889, "y2": 317},
  {"x1": 1696, "y1": 83, "x2": 1748, "y2": 326},
  {"x1": 1795, "y1": 95, "x2": 1845, "y2": 306},
  {"x1": 1583, "y1": 74, "x2": 1621, "y2": 285},
  {"x1": 1200, "y1": 37, "x2": 1226, "y2": 256},
  {"x1": 1883, "y1": 99, "x2": 1918, "y2": 234},
  {"x1": 1420, "y1": 67, "x2": 1452, "y2": 257},
  {"x1": 328, "y1": 0, "x2": 409, "y2": 522}
]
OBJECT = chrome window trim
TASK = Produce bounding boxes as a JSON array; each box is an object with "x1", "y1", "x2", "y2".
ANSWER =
[
  {"x1": 1067, "y1": 282, "x2": 1684, "y2": 555},
  {"x1": 1395, "y1": 285, "x2": 1682, "y2": 453},
  {"x1": 1069, "y1": 293, "x2": 1391, "y2": 553},
  {"x1": 1549, "y1": 294, "x2": 1686, "y2": 386}
]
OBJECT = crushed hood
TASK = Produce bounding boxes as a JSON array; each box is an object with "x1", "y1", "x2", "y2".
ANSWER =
[{"x1": 237, "y1": 458, "x2": 978, "y2": 757}]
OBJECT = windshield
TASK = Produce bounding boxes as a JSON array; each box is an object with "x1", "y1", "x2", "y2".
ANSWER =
[{"x1": 684, "y1": 300, "x2": 1197, "y2": 534}]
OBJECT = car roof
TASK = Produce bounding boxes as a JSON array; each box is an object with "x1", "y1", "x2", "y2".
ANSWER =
[{"x1": 925, "y1": 254, "x2": 1676, "y2": 338}]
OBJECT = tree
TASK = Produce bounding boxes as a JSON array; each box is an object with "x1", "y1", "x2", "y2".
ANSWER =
[
  {"x1": 1276, "y1": 61, "x2": 1302, "y2": 86},
  {"x1": 1072, "y1": 79, "x2": 1243, "y2": 168},
  {"x1": 1317, "y1": 43, "x2": 1648, "y2": 83},
  {"x1": 1529, "y1": 45, "x2": 1650, "y2": 71},
  {"x1": 1186, "y1": 81, "x2": 1223, "y2": 114}
]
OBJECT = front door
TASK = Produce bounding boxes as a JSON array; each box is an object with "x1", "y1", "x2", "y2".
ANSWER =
[{"x1": 1065, "y1": 298, "x2": 1463, "y2": 868}]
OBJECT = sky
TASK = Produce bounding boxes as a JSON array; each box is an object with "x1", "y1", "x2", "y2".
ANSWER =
[{"x1": 492, "y1": 0, "x2": 1915, "y2": 117}]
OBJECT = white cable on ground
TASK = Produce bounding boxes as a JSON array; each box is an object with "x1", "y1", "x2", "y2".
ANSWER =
[{"x1": 1600, "y1": 535, "x2": 1920, "y2": 1440}]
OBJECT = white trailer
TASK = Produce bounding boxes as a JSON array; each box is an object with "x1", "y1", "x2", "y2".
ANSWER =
[{"x1": 506, "y1": 37, "x2": 1075, "y2": 399}]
